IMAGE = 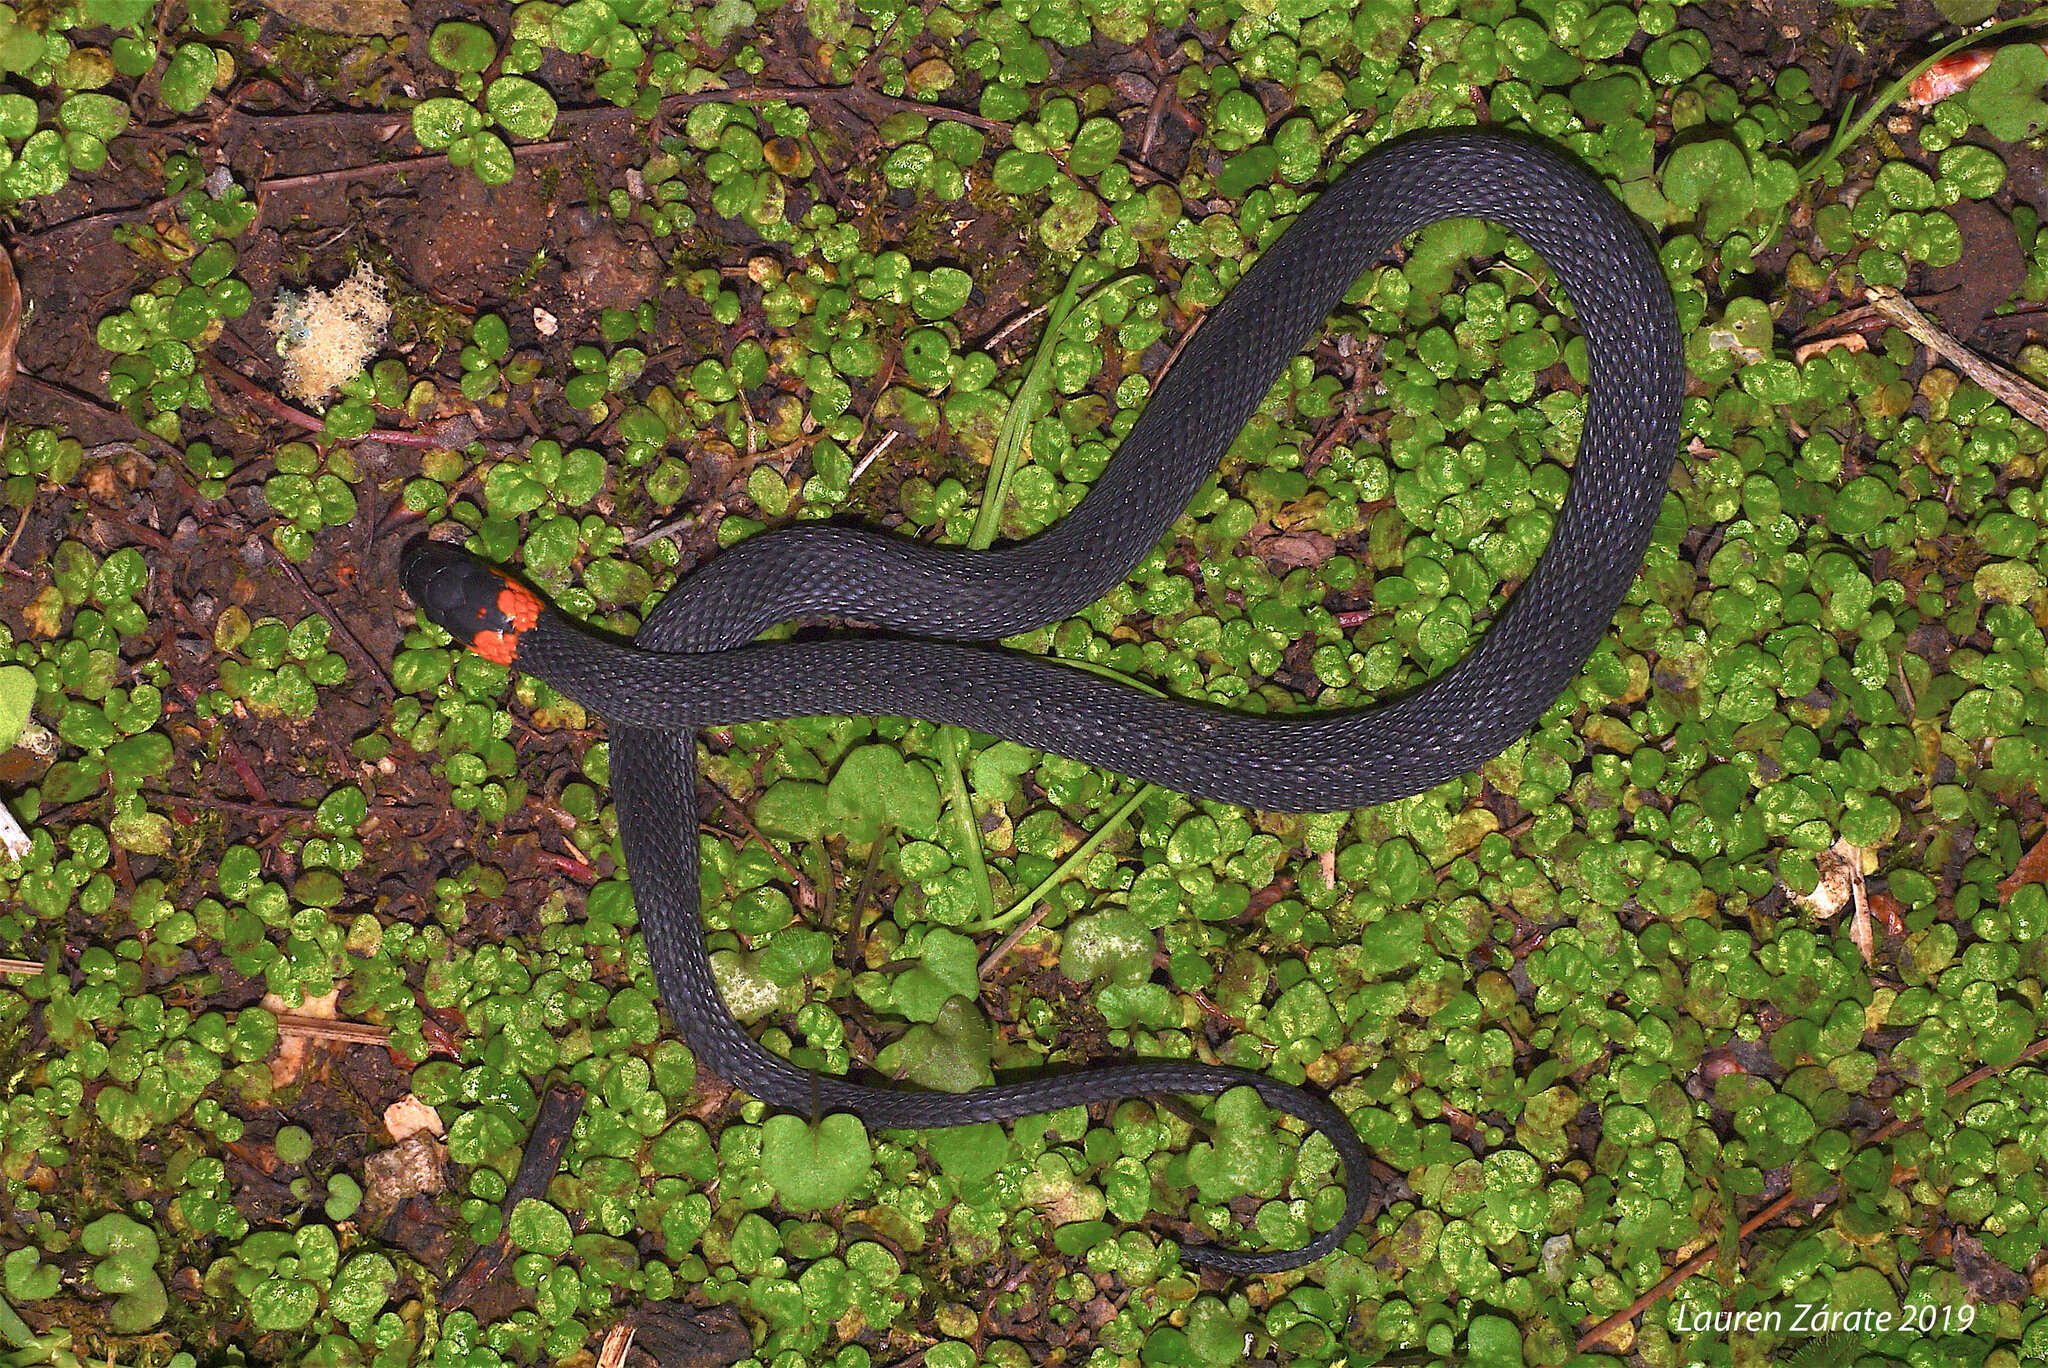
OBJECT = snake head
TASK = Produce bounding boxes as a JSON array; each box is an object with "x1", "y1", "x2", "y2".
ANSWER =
[{"x1": 400, "y1": 538, "x2": 543, "y2": 666}]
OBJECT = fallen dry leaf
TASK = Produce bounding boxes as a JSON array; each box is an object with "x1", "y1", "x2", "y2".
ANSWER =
[
  {"x1": 384, "y1": 1094, "x2": 445, "y2": 1143},
  {"x1": 1952, "y1": 1230, "x2": 2030, "y2": 1303},
  {"x1": 1248, "y1": 522, "x2": 1336, "y2": 571},
  {"x1": 264, "y1": 987, "x2": 340, "y2": 1087},
  {"x1": 1802, "y1": 838, "x2": 1877, "y2": 965},
  {"x1": 254, "y1": 0, "x2": 406, "y2": 34},
  {"x1": 1793, "y1": 333, "x2": 1866, "y2": 364},
  {"x1": 1997, "y1": 827, "x2": 2048, "y2": 902},
  {"x1": 0, "y1": 244, "x2": 19, "y2": 412}
]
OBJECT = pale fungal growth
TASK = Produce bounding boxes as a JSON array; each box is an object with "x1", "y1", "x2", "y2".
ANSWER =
[{"x1": 267, "y1": 262, "x2": 392, "y2": 405}]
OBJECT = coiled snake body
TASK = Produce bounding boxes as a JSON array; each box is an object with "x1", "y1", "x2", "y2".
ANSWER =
[{"x1": 403, "y1": 130, "x2": 1684, "y2": 1273}]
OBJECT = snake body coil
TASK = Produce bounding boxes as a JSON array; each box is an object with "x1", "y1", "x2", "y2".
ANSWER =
[{"x1": 403, "y1": 131, "x2": 1684, "y2": 1273}]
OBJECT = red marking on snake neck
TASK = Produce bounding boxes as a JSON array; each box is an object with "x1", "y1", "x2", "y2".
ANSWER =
[
  {"x1": 471, "y1": 629, "x2": 518, "y2": 665},
  {"x1": 495, "y1": 578, "x2": 542, "y2": 631},
  {"x1": 468, "y1": 576, "x2": 543, "y2": 664}
]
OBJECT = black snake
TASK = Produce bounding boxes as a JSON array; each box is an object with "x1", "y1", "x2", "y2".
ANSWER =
[{"x1": 401, "y1": 129, "x2": 1684, "y2": 1273}]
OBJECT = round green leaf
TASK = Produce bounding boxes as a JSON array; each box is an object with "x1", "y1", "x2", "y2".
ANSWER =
[
  {"x1": 486, "y1": 76, "x2": 557, "y2": 140},
  {"x1": 759, "y1": 1114, "x2": 874, "y2": 1209},
  {"x1": 507, "y1": 1197, "x2": 572, "y2": 1255},
  {"x1": 159, "y1": 43, "x2": 220, "y2": 114},
  {"x1": 429, "y1": 21, "x2": 498, "y2": 73}
]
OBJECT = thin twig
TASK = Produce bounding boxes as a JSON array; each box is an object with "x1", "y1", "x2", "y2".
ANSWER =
[
  {"x1": 1865, "y1": 285, "x2": 2048, "y2": 429},
  {"x1": 847, "y1": 428, "x2": 901, "y2": 487},
  {"x1": 204, "y1": 356, "x2": 323, "y2": 432},
  {"x1": 0, "y1": 800, "x2": 28, "y2": 862},
  {"x1": 977, "y1": 902, "x2": 1053, "y2": 978},
  {"x1": 259, "y1": 140, "x2": 573, "y2": 194},
  {"x1": 89, "y1": 509, "x2": 175, "y2": 552},
  {"x1": 272, "y1": 1014, "x2": 392, "y2": 1046},
  {"x1": 20, "y1": 138, "x2": 572, "y2": 244},
  {"x1": 13, "y1": 373, "x2": 184, "y2": 461},
  {"x1": 628, "y1": 512, "x2": 696, "y2": 548},
  {"x1": 661, "y1": 84, "x2": 1010, "y2": 134},
  {"x1": 703, "y1": 775, "x2": 812, "y2": 903},
  {"x1": 271, "y1": 554, "x2": 397, "y2": 698},
  {"x1": 1140, "y1": 74, "x2": 1172, "y2": 162},
  {"x1": 203, "y1": 356, "x2": 443, "y2": 447},
  {"x1": 0, "y1": 495, "x2": 32, "y2": 569},
  {"x1": 979, "y1": 301, "x2": 1052, "y2": 353}
]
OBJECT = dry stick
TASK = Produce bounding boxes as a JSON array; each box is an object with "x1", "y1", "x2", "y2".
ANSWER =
[
  {"x1": 88, "y1": 510, "x2": 175, "y2": 552},
  {"x1": 258, "y1": 139, "x2": 574, "y2": 193},
  {"x1": 979, "y1": 301, "x2": 1052, "y2": 353},
  {"x1": 0, "y1": 498, "x2": 29, "y2": 568},
  {"x1": 203, "y1": 356, "x2": 325, "y2": 432},
  {"x1": 202, "y1": 356, "x2": 442, "y2": 448},
  {"x1": 849, "y1": 0, "x2": 946, "y2": 88},
  {"x1": 13, "y1": 373, "x2": 184, "y2": 462},
  {"x1": 1865, "y1": 285, "x2": 2048, "y2": 430},
  {"x1": 658, "y1": 83, "x2": 1010, "y2": 134},
  {"x1": 1576, "y1": 1031, "x2": 2048, "y2": 1351},
  {"x1": 441, "y1": 1084, "x2": 587, "y2": 1310},
  {"x1": 269, "y1": 553, "x2": 397, "y2": 698},
  {"x1": 16, "y1": 193, "x2": 190, "y2": 245},
  {"x1": 627, "y1": 512, "x2": 696, "y2": 548},
  {"x1": 1140, "y1": 73, "x2": 1173, "y2": 162},
  {"x1": 272, "y1": 1014, "x2": 391, "y2": 1047},
  {"x1": 977, "y1": 902, "x2": 1054, "y2": 979},
  {"x1": 846, "y1": 427, "x2": 901, "y2": 488},
  {"x1": 21, "y1": 138, "x2": 575, "y2": 245},
  {"x1": 702, "y1": 775, "x2": 813, "y2": 903}
]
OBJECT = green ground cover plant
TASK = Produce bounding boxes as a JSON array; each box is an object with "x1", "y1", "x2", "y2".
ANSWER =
[{"x1": 1, "y1": 0, "x2": 2048, "y2": 1366}]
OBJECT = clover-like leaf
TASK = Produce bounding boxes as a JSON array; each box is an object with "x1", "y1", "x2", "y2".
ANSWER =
[
  {"x1": 889, "y1": 928, "x2": 980, "y2": 1022},
  {"x1": 874, "y1": 996, "x2": 993, "y2": 1092},
  {"x1": 1185, "y1": 1087, "x2": 1286, "y2": 1201},
  {"x1": 1059, "y1": 907, "x2": 1154, "y2": 984},
  {"x1": 507, "y1": 1198, "x2": 571, "y2": 1255},
  {"x1": 826, "y1": 744, "x2": 941, "y2": 845},
  {"x1": 249, "y1": 1277, "x2": 316, "y2": 1331},
  {"x1": 1465, "y1": 1313, "x2": 1525, "y2": 1368},
  {"x1": 412, "y1": 96, "x2": 482, "y2": 151},
  {"x1": 3, "y1": 1248, "x2": 57, "y2": 1302},
  {"x1": 429, "y1": 21, "x2": 498, "y2": 73},
  {"x1": 759, "y1": 1113, "x2": 874, "y2": 1209},
  {"x1": 159, "y1": 43, "x2": 220, "y2": 114},
  {"x1": 923, "y1": 1122, "x2": 1011, "y2": 1183},
  {"x1": 329, "y1": 1252, "x2": 396, "y2": 1329},
  {"x1": 1662, "y1": 138, "x2": 1756, "y2": 241},
  {"x1": 108, "y1": 1275, "x2": 168, "y2": 1333},
  {"x1": 81, "y1": 1213, "x2": 159, "y2": 1267},
  {"x1": 485, "y1": 76, "x2": 557, "y2": 140}
]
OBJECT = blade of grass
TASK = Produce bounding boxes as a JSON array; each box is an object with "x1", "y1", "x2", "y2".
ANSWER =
[
  {"x1": 937, "y1": 727, "x2": 996, "y2": 927},
  {"x1": 968, "y1": 781, "x2": 1155, "y2": 937},
  {"x1": 939, "y1": 265, "x2": 1139, "y2": 925}
]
